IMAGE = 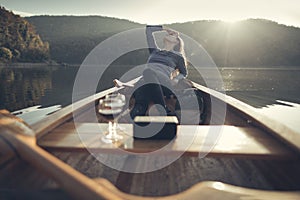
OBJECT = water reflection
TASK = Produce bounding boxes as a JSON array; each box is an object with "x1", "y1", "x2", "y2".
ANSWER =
[
  {"x1": 0, "y1": 67, "x2": 53, "y2": 111},
  {"x1": 0, "y1": 66, "x2": 82, "y2": 111},
  {"x1": 0, "y1": 64, "x2": 140, "y2": 112}
]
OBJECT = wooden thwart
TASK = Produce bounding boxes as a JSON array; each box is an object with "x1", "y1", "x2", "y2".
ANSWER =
[{"x1": 38, "y1": 123, "x2": 296, "y2": 159}]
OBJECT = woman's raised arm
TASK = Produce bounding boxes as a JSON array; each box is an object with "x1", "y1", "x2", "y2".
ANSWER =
[{"x1": 146, "y1": 25, "x2": 163, "y2": 53}]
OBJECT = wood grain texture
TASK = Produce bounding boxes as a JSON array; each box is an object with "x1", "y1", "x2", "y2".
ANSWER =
[
  {"x1": 38, "y1": 123, "x2": 296, "y2": 159},
  {"x1": 51, "y1": 151, "x2": 300, "y2": 199},
  {"x1": 192, "y1": 81, "x2": 300, "y2": 153},
  {"x1": 1, "y1": 106, "x2": 300, "y2": 199}
]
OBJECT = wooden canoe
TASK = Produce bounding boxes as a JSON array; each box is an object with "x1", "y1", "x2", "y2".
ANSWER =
[{"x1": 1, "y1": 78, "x2": 300, "y2": 200}]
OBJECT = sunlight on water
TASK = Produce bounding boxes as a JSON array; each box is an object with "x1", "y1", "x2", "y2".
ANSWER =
[{"x1": 257, "y1": 100, "x2": 300, "y2": 134}]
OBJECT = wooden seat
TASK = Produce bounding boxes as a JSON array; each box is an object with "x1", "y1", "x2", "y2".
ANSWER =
[{"x1": 38, "y1": 122, "x2": 297, "y2": 159}]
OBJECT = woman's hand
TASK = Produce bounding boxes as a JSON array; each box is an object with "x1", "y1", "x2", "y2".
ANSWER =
[{"x1": 164, "y1": 27, "x2": 179, "y2": 37}]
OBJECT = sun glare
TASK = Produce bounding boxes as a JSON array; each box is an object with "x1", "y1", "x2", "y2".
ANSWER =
[
  {"x1": 225, "y1": 20, "x2": 238, "y2": 24},
  {"x1": 222, "y1": 16, "x2": 243, "y2": 25}
]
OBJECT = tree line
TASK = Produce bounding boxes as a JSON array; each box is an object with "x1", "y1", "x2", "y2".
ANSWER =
[{"x1": 0, "y1": 6, "x2": 50, "y2": 63}]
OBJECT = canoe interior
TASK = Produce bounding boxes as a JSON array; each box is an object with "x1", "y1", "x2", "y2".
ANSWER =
[
  {"x1": 1, "y1": 80, "x2": 300, "y2": 198},
  {"x1": 0, "y1": 138, "x2": 71, "y2": 199},
  {"x1": 1, "y1": 146, "x2": 300, "y2": 197},
  {"x1": 35, "y1": 83, "x2": 300, "y2": 194}
]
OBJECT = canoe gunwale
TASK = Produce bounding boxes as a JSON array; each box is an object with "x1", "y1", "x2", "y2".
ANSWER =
[
  {"x1": 191, "y1": 81, "x2": 300, "y2": 155},
  {"x1": 32, "y1": 87, "x2": 119, "y2": 139}
]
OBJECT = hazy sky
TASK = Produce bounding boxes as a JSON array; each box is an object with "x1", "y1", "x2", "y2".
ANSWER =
[{"x1": 1, "y1": 0, "x2": 300, "y2": 27}]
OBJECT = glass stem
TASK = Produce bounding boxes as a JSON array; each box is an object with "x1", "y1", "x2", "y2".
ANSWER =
[
  {"x1": 112, "y1": 121, "x2": 117, "y2": 137},
  {"x1": 108, "y1": 120, "x2": 117, "y2": 138},
  {"x1": 108, "y1": 121, "x2": 113, "y2": 135}
]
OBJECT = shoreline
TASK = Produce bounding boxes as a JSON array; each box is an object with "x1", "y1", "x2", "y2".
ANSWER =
[{"x1": 0, "y1": 62, "x2": 80, "y2": 68}]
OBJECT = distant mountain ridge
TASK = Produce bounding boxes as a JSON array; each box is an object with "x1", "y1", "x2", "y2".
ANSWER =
[
  {"x1": 26, "y1": 15, "x2": 300, "y2": 67},
  {"x1": 27, "y1": 15, "x2": 142, "y2": 40},
  {"x1": 27, "y1": 15, "x2": 143, "y2": 64},
  {"x1": 170, "y1": 19, "x2": 300, "y2": 67}
]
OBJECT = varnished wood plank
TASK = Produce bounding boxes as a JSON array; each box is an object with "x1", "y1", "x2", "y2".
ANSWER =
[
  {"x1": 192, "y1": 81, "x2": 300, "y2": 153},
  {"x1": 2, "y1": 109, "x2": 300, "y2": 199},
  {"x1": 38, "y1": 123, "x2": 296, "y2": 159},
  {"x1": 51, "y1": 150, "x2": 300, "y2": 196}
]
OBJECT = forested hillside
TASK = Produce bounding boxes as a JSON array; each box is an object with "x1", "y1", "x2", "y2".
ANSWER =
[
  {"x1": 26, "y1": 16, "x2": 300, "y2": 67},
  {"x1": 0, "y1": 7, "x2": 50, "y2": 63},
  {"x1": 27, "y1": 16, "x2": 143, "y2": 64}
]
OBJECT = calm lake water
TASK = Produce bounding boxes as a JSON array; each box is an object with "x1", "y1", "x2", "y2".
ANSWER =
[{"x1": 1, "y1": 65, "x2": 300, "y2": 128}]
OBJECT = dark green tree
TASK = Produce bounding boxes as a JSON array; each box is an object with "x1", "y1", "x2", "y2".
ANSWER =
[
  {"x1": 0, "y1": 47, "x2": 12, "y2": 62},
  {"x1": 0, "y1": 6, "x2": 50, "y2": 63}
]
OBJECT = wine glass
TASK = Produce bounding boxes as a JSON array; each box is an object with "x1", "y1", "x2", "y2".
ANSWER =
[{"x1": 98, "y1": 93, "x2": 126, "y2": 143}]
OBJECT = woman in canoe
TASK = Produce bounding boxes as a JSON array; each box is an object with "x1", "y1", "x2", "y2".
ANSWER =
[{"x1": 130, "y1": 25, "x2": 188, "y2": 119}]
